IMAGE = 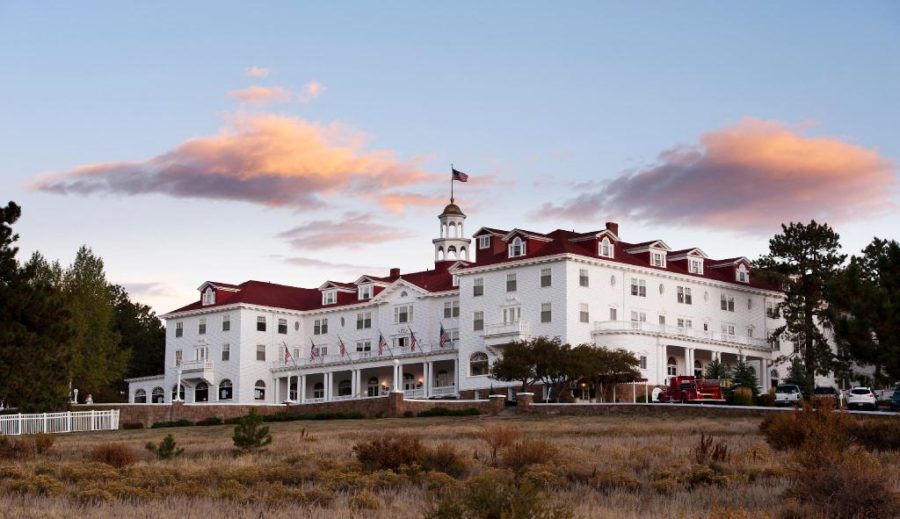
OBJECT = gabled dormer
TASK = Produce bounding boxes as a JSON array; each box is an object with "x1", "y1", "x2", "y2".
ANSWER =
[
  {"x1": 569, "y1": 226, "x2": 619, "y2": 259},
  {"x1": 202, "y1": 287, "x2": 215, "y2": 306},
  {"x1": 472, "y1": 227, "x2": 508, "y2": 259},
  {"x1": 352, "y1": 275, "x2": 391, "y2": 301},
  {"x1": 626, "y1": 240, "x2": 672, "y2": 268},
  {"x1": 196, "y1": 281, "x2": 241, "y2": 307},
  {"x1": 669, "y1": 248, "x2": 709, "y2": 275},
  {"x1": 709, "y1": 257, "x2": 752, "y2": 283},
  {"x1": 317, "y1": 281, "x2": 356, "y2": 306},
  {"x1": 502, "y1": 229, "x2": 552, "y2": 259}
]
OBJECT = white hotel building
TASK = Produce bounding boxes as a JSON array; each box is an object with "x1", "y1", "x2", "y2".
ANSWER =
[{"x1": 128, "y1": 201, "x2": 802, "y2": 404}]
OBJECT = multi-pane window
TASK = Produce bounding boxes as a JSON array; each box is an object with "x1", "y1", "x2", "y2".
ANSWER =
[
  {"x1": 689, "y1": 258, "x2": 703, "y2": 274},
  {"x1": 737, "y1": 265, "x2": 749, "y2": 283},
  {"x1": 202, "y1": 289, "x2": 215, "y2": 306},
  {"x1": 393, "y1": 336, "x2": 409, "y2": 349},
  {"x1": 356, "y1": 340, "x2": 372, "y2": 354},
  {"x1": 609, "y1": 308, "x2": 617, "y2": 321},
  {"x1": 720, "y1": 295, "x2": 735, "y2": 312},
  {"x1": 677, "y1": 318, "x2": 692, "y2": 329},
  {"x1": 473, "y1": 278, "x2": 484, "y2": 297},
  {"x1": 222, "y1": 315, "x2": 230, "y2": 331},
  {"x1": 659, "y1": 315, "x2": 666, "y2": 325},
  {"x1": 677, "y1": 286, "x2": 692, "y2": 304},
  {"x1": 314, "y1": 318, "x2": 328, "y2": 335},
  {"x1": 506, "y1": 273, "x2": 517, "y2": 292},
  {"x1": 256, "y1": 345, "x2": 266, "y2": 361},
  {"x1": 198, "y1": 318, "x2": 206, "y2": 335},
  {"x1": 599, "y1": 238, "x2": 613, "y2": 258},
  {"x1": 394, "y1": 305, "x2": 413, "y2": 324},
  {"x1": 195, "y1": 346, "x2": 208, "y2": 361},
  {"x1": 175, "y1": 322, "x2": 183, "y2": 337},
  {"x1": 579, "y1": 303, "x2": 589, "y2": 323},
  {"x1": 651, "y1": 252, "x2": 665, "y2": 267},
  {"x1": 222, "y1": 343, "x2": 230, "y2": 361},
  {"x1": 747, "y1": 298, "x2": 753, "y2": 310},
  {"x1": 323, "y1": 290, "x2": 337, "y2": 305},
  {"x1": 579, "y1": 269, "x2": 589, "y2": 287},
  {"x1": 508, "y1": 237, "x2": 526, "y2": 257},
  {"x1": 175, "y1": 349, "x2": 182, "y2": 366},
  {"x1": 747, "y1": 326, "x2": 754, "y2": 338},
  {"x1": 630, "y1": 311, "x2": 647, "y2": 329},
  {"x1": 630, "y1": 279, "x2": 647, "y2": 297},
  {"x1": 356, "y1": 312, "x2": 372, "y2": 329},
  {"x1": 257, "y1": 316, "x2": 266, "y2": 332},
  {"x1": 470, "y1": 352, "x2": 489, "y2": 376},
  {"x1": 721, "y1": 323, "x2": 736, "y2": 337},
  {"x1": 540, "y1": 268, "x2": 551, "y2": 287},
  {"x1": 278, "y1": 318, "x2": 288, "y2": 334},
  {"x1": 478, "y1": 235, "x2": 491, "y2": 249},
  {"x1": 503, "y1": 306, "x2": 521, "y2": 324},
  {"x1": 766, "y1": 301, "x2": 780, "y2": 319},
  {"x1": 473, "y1": 311, "x2": 484, "y2": 331},
  {"x1": 358, "y1": 285, "x2": 373, "y2": 300},
  {"x1": 444, "y1": 301, "x2": 460, "y2": 318},
  {"x1": 639, "y1": 356, "x2": 647, "y2": 369},
  {"x1": 540, "y1": 303, "x2": 552, "y2": 323}
]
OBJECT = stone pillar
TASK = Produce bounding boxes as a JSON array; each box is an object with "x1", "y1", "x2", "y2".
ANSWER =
[
  {"x1": 515, "y1": 392, "x2": 534, "y2": 413},
  {"x1": 300, "y1": 375, "x2": 306, "y2": 404},
  {"x1": 488, "y1": 394, "x2": 505, "y2": 415}
]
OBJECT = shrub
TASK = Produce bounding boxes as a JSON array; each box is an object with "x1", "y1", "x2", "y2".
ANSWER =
[
  {"x1": 479, "y1": 425, "x2": 520, "y2": 465},
  {"x1": 145, "y1": 434, "x2": 184, "y2": 460},
  {"x1": 122, "y1": 422, "x2": 144, "y2": 430},
  {"x1": 195, "y1": 416, "x2": 223, "y2": 426},
  {"x1": 232, "y1": 409, "x2": 273, "y2": 452},
  {"x1": 421, "y1": 442, "x2": 470, "y2": 478},
  {"x1": 731, "y1": 387, "x2": 754, "y2": 406},
  {"x1": 759, "y1": 401, "x2": 851, "y2": 451},
  {"x1": 694, "y1": 433, "x2": 729, "y2": 464},
  {"x1": 418, "y1": 407, "x2": 481, "y2": 417},
  {"x1": 424, "y1": 469, "x2": 572, "y2": 519},
  {"x1": 846, "y1": 419, "x2": 900, "y2": 451},
  {"x1": 76, "y1": 487, "x2": 115, "y2": 505},
  {"x1": 32, "y1": 433, "x2": 54, "y2": 454},
  {"x1": 755, "y1": 393, "x2": 774, "y2": 407},
  {"x1": 89, "y1": 444, "x2": 136, "y2": 468},
  {"x1": 353, "y1": 434, "x2": 425, "y2": 472},
  {"x1": 349, "y1": 490, "x2": 383, "y2": 510},
  {"x1": 500, "y1": 439, "x2": 557, "y2": 473},
  {"x1": 150, "y1": 419, "x2": 193, "y2": 428}
]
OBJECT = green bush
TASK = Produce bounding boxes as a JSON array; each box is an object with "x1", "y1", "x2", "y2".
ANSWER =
[
  {"x1": 150, "y1": 419, "x2": 193, "y2": 428},
  {"x1": 195, "y1": 416, "x2": 223, "y2": 426},
  {"x1": 145, "y1": 434, "x2": 184, "y2": 460},
  {"x1": 232, "y1": 409, "x2": 273, "y2": 452},
  {"x1": 418, "y1": 407, "x2": 481, "y2": 417},
  {"x1": 731, "y1": 387, "x2": 754, "y2": 406},
  {"x1": 122, "y1": 422, "x2": 144, "y2": 430},
  {"x1": 424, "y1": 469, "x2": 572, "y2": 519}
]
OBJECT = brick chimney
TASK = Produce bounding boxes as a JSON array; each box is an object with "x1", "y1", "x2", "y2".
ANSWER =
[
  {"x1": 605, "y1": 221, "x2": 619, "y2": 237},
  {"x1": 389, "y1": 267, "x2": 401, "y2": 279}
]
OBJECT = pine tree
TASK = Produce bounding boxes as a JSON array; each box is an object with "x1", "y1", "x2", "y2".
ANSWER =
[
  {"x1": 756, "y1": 221, "x2": 845, "y2": 380},
  {"x1": 785, "y1": 356, "x2": 814, "y2": 397},
  {"x1": 731, "y1": 355, "x2": 760, "y2": 396},
  {"x1": 110, "y1": 284, "x2": 166, "y2": 396},
  {"x1": 704, "y1": 358, "x2": 731, "y2": 381}
]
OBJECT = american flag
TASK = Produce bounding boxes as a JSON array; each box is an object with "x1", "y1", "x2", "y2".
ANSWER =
[
  {"x1": 339, "y1": 336, "x2": 347, "y2": 358},
  {"x1": 284, "y1": 345, "x2": 293, "y2": 364},
  {"x1": 451, "y1": 168, "x2": 469, "y2": 182},
  {"x1": 439, "y1": 323, "x2": 449, "y2": 348},
  {"x1": 378, "y1": 332, "x2": 388, "y2": 355},
  {"x1": 309, "y1": 338, "x2": 318, "y2": 361},
  {"x1": 409, "y1": 327, "x2": 418, "y2": 351}
]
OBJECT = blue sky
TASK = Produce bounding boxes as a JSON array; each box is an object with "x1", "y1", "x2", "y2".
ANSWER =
[{"x1": 2, "y1": 1, "x2": 898, "y2": 313}]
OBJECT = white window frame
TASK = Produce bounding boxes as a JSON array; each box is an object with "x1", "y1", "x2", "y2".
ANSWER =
[
  {"x1": 175, "y1": 321, "x2": 183, "y2": 337},
  {"x1": 506, "y1": 273, "x2": 517, "y2": 292},
  {"x1": 689, "y1": 258, "x2": 704, "y2": 274},
  {"x1": 478, "y1": 235, "x2": 491, "y2": 249},
  {"x1": 473, "y1": 311, "x2": 484, "y2": 331},
  {"x1": 202, "y1": 288, "x2": 215, "y2": 306},
  {"x1": 473, "y1": 277, "x2": 484, "y2": 297},
  {"x1": 540, "y1": 302, "x2": 552, "y2": 323},
  {"x1": 358, "y1": 284, "x2": 373, "y2": 300},
  {"x1": 222, "y1": 314, "x2": 230, "y2": 331},
  {"x1": 650, "y1": 251, "x2": 666, "y2": 268},
  {"x1": 599, "y1": 238, "x2": 613, "y2": 258},
  {"x1": 256, "y1": 344, "x2": 266, "y2": 361},
  {"x1": 356, "y1": 312, "x2": 372, "y2": 329},
  {"x1": 579, "y1": 303, "x2": 589, "y2": 323},
  {"x1": 394, "y1": 304, "x2": 413, "y2": 324},
  {"x1": 322, "y1": 290, "x2": 337, "y2": 305},
  {"x1": 540, "y1": 267, "x2": 551, "y2": 287},
  {"x1": 579, "y1": 268, "x2": 589, "y2": 287},
  {"x1": 222, "y1": 343, "x2": 230, "y2": 361},
  {"x1": 508, "y1": 237, "x2": 526, "y2": 258}
]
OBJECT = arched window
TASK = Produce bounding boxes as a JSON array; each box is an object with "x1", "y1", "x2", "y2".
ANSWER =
[
  {"x1": 367, "y1": 376, "x2": 380, "y2": 397},
  {"x1": 694, "y1": 360, "x2": 703, "y2": 379},
  {"x1": 667, "y1": 357, "x2": 677, "y2": 376},
  {"x1": 470, "y1": 352, "x2": 489, "y2": 376},
  {"x1": 171, "y1": 384, "x2": 185, "y2": 401},
  {"x1": 134, "y1": 389, "x2": 147, "y2": 403},
  {"x1": 151, "y1": 387, "x2": 165, "y2": 403},
  {"x1": 338, "y1": 379, "x2": 352, "y2": 396},
  {"x1": 461, "y1": 247, "x2": 468, "y2": 261},
  {"x1": 219, "y1": 379, "x2": 233, "y2": 400},
  {"x1": 508, "y1": 237, "x2": 526, "y2": 258},
  {"x1": 437, "y1": 247, "x2": 445, "y2": 261},
  {"x1": 195, "y1": 381, "x2": 209, "y2": 402},
  {"x1": 313, "y1": 382, "x2": 325, "y2": 399},
  {"x1": 447, "y1": 245, "x2": 457, "y2": 260},
  {"x1": 599, "y1": 237, "x2": 613, "y2": 258},
  {"x1": 403, "y1": 373, "x2": 416, "y2": 390},
  {"x1": 448, "y1": 222, "x2": 456, "y2": 238},
  {"x1": 254, "y1": 380, "x2": 266, "y2": 401}
]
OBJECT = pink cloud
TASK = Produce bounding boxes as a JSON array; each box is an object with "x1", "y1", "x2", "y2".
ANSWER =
[
  {"x1": 276, "y1": 212, "x2": 408, "y2": 250},
  {"x1": 246, "y1": 66, "x2": 270, "y2": 78},
  {"x1": 30, "y1": 114, "x2": 434, "y2": 210},
  {"x1": 377, "y1": 192, "x2": 447, "y2": 214},
  {"x1": 298, "y1": 81, "x2": 326, "y2": 103},
  {"x1": 230, "y1": 85, "x2": 292, "y2": 106},
  {"x1": 537, "y1": 118, "x2": 897, "y2": 232}
]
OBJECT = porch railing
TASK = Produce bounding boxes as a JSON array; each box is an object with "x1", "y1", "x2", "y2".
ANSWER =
[
  {"x1": 430, "y1": 385, "x2": 457, "y2": 397},
  {"x1": 0, "y1": 410, "x2": 120, "y2": 436},
  {"x1": 592, "y1": 321, "x2": 771, "y2": 350}
]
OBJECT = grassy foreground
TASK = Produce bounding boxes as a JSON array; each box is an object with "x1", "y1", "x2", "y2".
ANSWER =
[{"x1": 1, "y1": 413, "x2": 898, "y2": 518}]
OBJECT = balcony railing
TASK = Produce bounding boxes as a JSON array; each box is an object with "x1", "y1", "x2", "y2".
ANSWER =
[
  {"x1": 269, "y1": 341, "x2": 458, "y2": 372},
  {"x1": 179, "y1": 360, "x2": 214, "y2": 373},
  {"x1": 430, "y1": 385, "x2": 457, "y2": 397},
  {"x1": 484, "y1": 321, "x2": 530, "y2": 338},
  {"x1": 404, "y1": 388, "x2": 425, "y2": 398},
  {"x1": 592, "y1": 321, "x2": 770, "y2": 350}
]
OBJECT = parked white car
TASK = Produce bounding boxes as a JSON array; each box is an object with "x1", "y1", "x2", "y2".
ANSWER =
[
  {"x1": 846, "y1": 387, "x2": 877, "y2": 410},
  {"x1": 774, "y1": 384, "x2": 802, "y2": 406}
]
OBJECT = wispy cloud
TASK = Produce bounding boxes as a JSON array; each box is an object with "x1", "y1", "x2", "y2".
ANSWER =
[
  {"x1": 276, "y1": 212, "x2": 408, "y2": 250},
  {"x1": 537, "y1": 118, "x2": 897, "y2": 233},
  {"x1": 246, "y1": 66, "x2": 270, "y2": 78},
  {"x1": 377, "y1": 192, "x2": 447, "y2": 213},
  {"x1": 230, "y1": 85, "x2": 292, "y2": 106},
  {"x1": 298, "y1": 81, "x2": 326, "y2": 103},
  {"x1": 276, "y1": 255, "x2": 385, "y2": 275},
  {"x1": 30, "y1": 114, "x2": 434, "y2": 210}
]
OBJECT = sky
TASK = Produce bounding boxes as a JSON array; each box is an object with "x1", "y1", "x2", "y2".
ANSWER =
[{"x1": 1, "y1": 1, "x2": 898, "y2": 315}]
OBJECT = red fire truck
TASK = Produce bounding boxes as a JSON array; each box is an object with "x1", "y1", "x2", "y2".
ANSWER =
[{"x1": 658, "y1": 376, "x2": 725, "y2": 404}]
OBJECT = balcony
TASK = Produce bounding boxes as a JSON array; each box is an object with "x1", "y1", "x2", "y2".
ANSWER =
[
  {"x1": 268, "y1": 341, "x2": 459, "y2": 373},
  {"x1": 178, "y1": 360, "x2": 214, "y2": 381},
  {"x1": 483, "y1": 321, "x2": 530, "y2": 347},
  {"x1": 591, "y1": 321, "x2": 771, "y2": 352}
]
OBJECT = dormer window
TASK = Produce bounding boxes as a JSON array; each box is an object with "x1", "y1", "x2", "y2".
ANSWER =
[
  {"x1": 689, "y1": 258, "x2": 704, "y2": 275},
  {"x1": 650, "y1": 251, "x2": 666, "y2": 268},
  {"x1": 478, "y1": 235, "x2": 491, "y2": 249},
  {"x1": 599, "y1": 238, "x2": 613, "y2": 258},
  {"x1": 358, "y1": 284, "x2": 373, "y2": 300},
  {"x1": 736, "y1": 264, "x2": 749, "y2": 283},
  {"x1": 508, "y1": 237, "x2": 526, "y2": 258},
  {"x1": 202, "y1": 288, "x2": 215, "y2": 306},
  {"x1": 323, "y1": 290, "x2": 337, "y2": 305}
]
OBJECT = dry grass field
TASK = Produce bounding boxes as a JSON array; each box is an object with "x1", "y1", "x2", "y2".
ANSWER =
[{"x1": 1, "y1": 413, "x2": 898, "y2": 518}]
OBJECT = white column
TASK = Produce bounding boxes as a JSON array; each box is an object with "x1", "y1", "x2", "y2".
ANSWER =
[
  {"x1": 327, "y1": 372, "x2": 334, "y2": 400},
  {"x1": 300, "y1": 375, "x2": 306, "y2": 403},
  {"x1": 425, "y1": 362, "x2": 432, "y2": 397},
  {"x1": 658, "y1": 344, "x2": 667, "y2": 385},
  {"x1": 686, "y1": 348, "x2": 694, "y2": 376},
  {"x1": 393, "y1": 360, "x2": 401, "y2": 391},
  {"x1": 453, "y1": 358, "x2": 460, "y2": 391}
]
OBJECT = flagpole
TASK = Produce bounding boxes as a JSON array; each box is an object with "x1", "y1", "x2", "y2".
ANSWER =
[{"x1": 450, "y1": 163, "x2": 454, "y2": 203}]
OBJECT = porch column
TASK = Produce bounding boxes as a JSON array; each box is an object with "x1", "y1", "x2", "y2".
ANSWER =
[
  {"x1": 761, "y1": 360, "x2": 770, "y2": 392},
  {"x1": 686, "y1": 348, "x2": 694, "y2": 376},
  {"x1": 300, "y1": 374, "x2": 307, "y2": 403},
  {"x1": 453, "y1": 358, "x2": 460, "y2": 392},
  {"x1": 658, "y1": 344, "x2": 666, "y2": 385},
  {"x1": 425, "y1": 361, "x2": 432, "y2": 397},
  {"x1": 325, "y1": 372, "x2": 332, "y2": 400},
  {"x1": 350, "y1": 369, "x2": 357, "y2": 398},
  {"x1": 393, "y1": 360, "x2": 401, "y2": 391},
  {"x1": 275, "y1": 377, "x2": 281, "y2": 404}
]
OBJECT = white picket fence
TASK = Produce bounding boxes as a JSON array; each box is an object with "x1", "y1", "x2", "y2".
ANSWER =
[{"x1": 0, "y1": 410, "x2": 120, "y2": 436}]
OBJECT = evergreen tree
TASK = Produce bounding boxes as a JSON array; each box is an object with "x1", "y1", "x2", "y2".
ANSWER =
[
  {"x1": 704, "y1": 358, "x2": 731, "y2": 381},
  {"x1": 731, "y1": 355, "x2": 760, "y2": 396},
  {"x1": 756, "y1": 221, "x2": 845, "y2": 380},
  {"x1": 111, "y1": 284, "x2": 166, "y2": 395},
  {"x1": 785, "y1": 356, "x2": 814, "y2": 397},
  {"x1": 828, "y1": 238, "x2": 900, "y2": 386}
]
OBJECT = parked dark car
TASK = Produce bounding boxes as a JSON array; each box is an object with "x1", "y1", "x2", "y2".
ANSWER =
[{"x1": 891, "y1": 387, "x2": 900, "y2": 411}]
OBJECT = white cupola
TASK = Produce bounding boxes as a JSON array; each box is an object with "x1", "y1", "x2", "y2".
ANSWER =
[{"x1": 432, "y1": 199, "x2": 471, "y2": 263}]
